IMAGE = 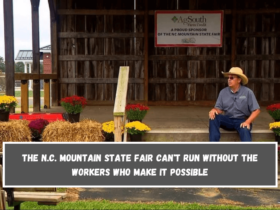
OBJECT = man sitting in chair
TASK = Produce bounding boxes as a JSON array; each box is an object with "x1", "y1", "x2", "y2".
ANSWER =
[{"x1": 208, "y1": 67, "x2": 260, "y2": 142}]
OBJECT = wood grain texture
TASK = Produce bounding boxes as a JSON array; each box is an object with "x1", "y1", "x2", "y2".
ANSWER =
[
  {"x1": 44, "y1": 80, "x2": 51, "y2": 109},
  {"x1": 21, "y1": 81, "x2": 29, "y2": 113},
  {"x1": 49, "y1": 0, "x2": 59, "y2": 105},
  {"x1": 3, "y1": 0, "x2": 15, "y2": 97},
  {"x1": 53, "y1": 0, "x2": 280, "y2": 104},
  {"x1": 31, "y1": 0, "x2": 41, "y2": 112}
]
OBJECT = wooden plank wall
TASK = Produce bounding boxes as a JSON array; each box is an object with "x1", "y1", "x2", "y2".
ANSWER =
[
  {"x1": 57, "y1": 0, "x2": 141, "y2": 104},
  {"x1": 55, "y1": 0, "x2": 280, "y2": 106}
]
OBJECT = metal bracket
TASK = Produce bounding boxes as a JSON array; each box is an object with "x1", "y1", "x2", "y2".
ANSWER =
[
  {"x1": 4, "y1": 188, "x2": 14, "y2": 206},
  {"x1": 21, "y1": 80, "x2": 27, "y2": 85}
]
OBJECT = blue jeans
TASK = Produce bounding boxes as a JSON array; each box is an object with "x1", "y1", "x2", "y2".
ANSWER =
[{"x1": 209, "y1": 115, "x2": 252, "y2": 142}]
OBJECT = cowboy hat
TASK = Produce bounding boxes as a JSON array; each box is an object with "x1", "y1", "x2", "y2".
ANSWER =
[{"x1": 221, "y1": 67, "x2": 248, "y2": 85}]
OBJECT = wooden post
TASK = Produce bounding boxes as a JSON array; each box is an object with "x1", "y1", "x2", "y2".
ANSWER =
[
  {"x1": 0, "y1": 165, "x2": 6, "y2": 210},
  {"x1": 3, "y1": 0, "x2": 15, "y2": 98},
  {"x1": 231, "y1": 0, "x2": 237, "y2": 67},
  {"x1": 113, "y1": 67, "x2": 129, "y2": 142},
  {"x1": 30, "y1": 0, "x2": 41, "y2": 112},
  {"x1": 44, "y1": 79, "x2": 50, "y2": 109},
  {"x1": 21, "y1": 80, "x2": 29, "y2": 113},
  {"x1": 144, "y1": 0, "x2": 148, "y2": 106},
  {"x1": 48, "y1": 0, "x2": 59, "y2": 106}
]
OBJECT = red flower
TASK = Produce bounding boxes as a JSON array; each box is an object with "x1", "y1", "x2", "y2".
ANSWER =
[
  {"x1": 61, "y1": 95, "x2": 87, "y2": 107},
  {"x1": 266, "y1": 104, "x2": 280, "y2": 112},
  {"x1": 29, "y1": 119, "x2": 49, "y2": 138},
  {"x1": 125, "y1": 104, "x2": 149, "y2": 111}
]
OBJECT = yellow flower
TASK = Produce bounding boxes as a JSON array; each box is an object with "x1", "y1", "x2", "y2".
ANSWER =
[
  {"x1": 269, "y1": 122, "x2": 280, "y2": 130},
  {"x1": 102, "y1": 121, "x2": 124, "y2": 134},
  {"x1": 125, "y1": 121, "x2": 151, "y2": 132},
  {"x1": 0, "y1": 95, "x2": 17, "y2": 104},
  {"x1": 0, "y1": 95, "x2": 18, "y2": 111}
]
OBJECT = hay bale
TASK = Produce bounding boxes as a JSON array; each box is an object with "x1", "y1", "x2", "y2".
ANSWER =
[
  {"x1": 0, "y1": 120, "x2": 31, "y2": 152},
  {"x1": 42, "y1": 119, "x2": 104, "y2": 142}
]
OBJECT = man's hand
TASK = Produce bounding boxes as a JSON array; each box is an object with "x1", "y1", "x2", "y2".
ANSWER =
[
  {"x1": 240, "y1": 121, "x2": 250, "y2": 129},
  {"x1": 240, "y1": 109, "x2": 261, "y2": 130},
  {"x1": 209, "y1": 109, "x2": 218, "y2": 120}
]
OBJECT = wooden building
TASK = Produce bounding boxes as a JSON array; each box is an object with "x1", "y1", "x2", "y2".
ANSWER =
[{"x1": 3, "y1": 0, "x2": 280, "y2": 111}]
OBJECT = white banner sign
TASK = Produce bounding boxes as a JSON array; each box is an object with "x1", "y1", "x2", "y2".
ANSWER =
[{"x1": 155, "y1": 11, "x2": 223, "y2": 47}]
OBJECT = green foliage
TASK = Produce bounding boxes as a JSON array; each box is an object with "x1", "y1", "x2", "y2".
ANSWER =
[
  {"x1": 268, "y1": 110, "x2": 280, "y2": 121},
  {"x1": 15, "y1": 91, "x2": 44, "y2": 97},
  {"x1": 273, "y1": 128, "x2": 280, "y2": 136},
  {"x1": 0, "y1": 56, "x2": 5, "y2": 72},
  {"x1": 15, "y1": 62, "x2": 24, "y2": 73},
  {"x1": 126, "y1": 109, "x2": 148, "y2": 121},
  {"x1": 61, "y1": 102, "x2": 83, "y2": 114},
  {"x1": 126, "y1": 127, "x2": 146, "y2": 135},
  {"x1": 40, "y1": 63, "x2": 44, "y2": 73}
]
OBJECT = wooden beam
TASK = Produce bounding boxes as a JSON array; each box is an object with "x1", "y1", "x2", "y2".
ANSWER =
[
  {"x1": 148, "y1": 101, "x2": 216, "y2": 106},
  {"x1": 113, "y1": 67, "x2": 129, "y2": 142},
  {"x1": 144, "y1": 0, "x2": 148, "y2": 106},
  {"x1": 236, "y1": 32, "x2": 280, "y2": 37},
  {"x1": 236, "y1": 55, "x2": 280, "y2": 60},
  {"x1": 59, "y1": 54, "x2": 280, "y2": 62},
  {"x1": 21, "y1": 80, "x2": 29, "y2": 113},
  {"x1": 87, "y1": 100, "x2": 145, "y2": 106},
  {"x1": 114, "y1": 117, "x2": 123, "y2": 142},
  {"x1": 59, "y1": 77, "x2": 280, "y2": 84},
  {"x1": 44, "y1": 79, "x2": 50, "y2": 109},
  {"x1": 113, "y1": 67, "x2": 129, "y2": 116},
  {"x1": 14, "y1": 73, "x2": 57, "y2": 80},
  {"x1": 149, "y1": 78, "x2": 280, "y2": 84},
  {"x1": 59, "y1": 55, "x2": 144, "y2": 61},
  {"x1": 57, "y1": 9, "x2": 280, "y2": 16},
  {"x1": 59, "y1": 78, "x2": 143, "y2": 84},
  {"x1": 48, "y1": 0, "x2": 56, "y2": 21},
  {"x1": 59, "y1": 32, "x2": 144, "y2": 38},
  {"x1": 152, "y1": 55, "x2": 280, "y2": 61},
  {"x1": 231, "y1": 0, "x2": 236, "y2": 66},
  {"x1": 30, "y1": 0, "x2": 41, "y2": 112},
  {"x1": 57, "y1": 9, "x2": 145, "y2": 15},
  {"x1": 224, "y1": 8, "x2": 280, "y2": 14},
  {"x1": 3, "y1": 0, "x2": 15, "y2": 97},
  {"x1": 49, "y1": 0, "x2": 59, "y2": 106},
  {"x1": 149, "y1": 55, "x2": 231, "y2": 61}
]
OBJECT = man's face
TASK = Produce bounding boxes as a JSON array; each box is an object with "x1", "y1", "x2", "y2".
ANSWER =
[{"x1": 228, "y1": 74, "x2": 241, "y2": 87}]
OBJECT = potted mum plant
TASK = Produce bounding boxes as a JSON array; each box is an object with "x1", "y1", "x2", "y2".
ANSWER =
[
  {"x1": 60, "y1": 95, "x2": 87, "y2": 123},
  {"x1": 125, "y1": 121, "x2": 151, "y2": 141},
  {"x1": 102, "y1": 121, "x2": 124, "y2": 142},
  {"x1": 28, "y1": 119, "x2": 49, "y2": 141},
  {"x1": 0, "y1": 95, "x2": 18, "y2": 121},
  {"x1": 266, "y1": 103, "x2": 280, "y2": 122},
  {"x1": 269, "y1": 122, "x2": 280, "y2": 144},
  {"x1": 125, "y1": 104, "x2": 149, "y2": 122}
]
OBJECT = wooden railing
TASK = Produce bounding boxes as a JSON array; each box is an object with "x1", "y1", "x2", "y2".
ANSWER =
[{"x1": 14, "y1": 73, "x2": 57, "y2": 113}]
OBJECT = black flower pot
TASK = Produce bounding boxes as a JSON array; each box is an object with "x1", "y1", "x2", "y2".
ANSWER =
[
  {"x1": 130, "y1": 134, "x2": 142, "y2": 142},
  {"x1": 275, "y1": 135, "x2": 280, "y2": 144},
  {"x1": 32, "y1": 136, "x2": 41, "y2": 142},
  {"x1": 67, "y1": 113, "x2": 80, "y2": 123},
  {"x1": 104, "y1": 133, "x2": 124, "y2": 142},
  {"x1": 104, "y1": 133, "x2": 114, "y2": 142},
  {"x1": 0, "y1": 110, "x2": 9, "y2": 122}
]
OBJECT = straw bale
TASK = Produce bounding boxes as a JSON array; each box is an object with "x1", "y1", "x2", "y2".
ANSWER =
[
  {"x1": 42, "y1": 119, "x2": 104, "y2": 142},
  {"x1": 0, "y1": 120, "x2": 31, "y2": 152}
]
